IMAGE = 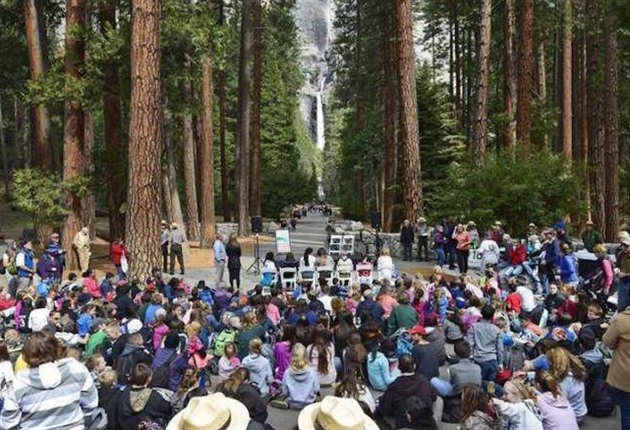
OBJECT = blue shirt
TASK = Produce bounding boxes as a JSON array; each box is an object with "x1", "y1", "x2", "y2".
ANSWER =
[
  {"x1": 77, "y1": 313, "x2": 94, "y2": 337},
  {"x1": 213, "y1": 240, "x2": 227, "y2": 262}
]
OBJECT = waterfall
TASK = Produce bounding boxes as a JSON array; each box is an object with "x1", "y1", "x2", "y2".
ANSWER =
[{"x1": 316, "y1": 76, "x2": 326, "y2": 151}]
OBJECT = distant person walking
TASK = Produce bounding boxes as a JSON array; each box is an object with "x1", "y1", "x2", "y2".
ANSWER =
[
  {"x1": 160, "y1": 220, "x2": 170, "y2": 273},
  {"x1": 226, "y1": 233, "x2": 242, "y2": 290},
  {"x1": 213, "y1": 233, "x2": 227, "y2": 285},
  {"x1": 169, "y1": 223, "x2": 185, "y2": 275},
  {"x1": 72, "y1": 227, "x2": 91, "y2": 272},
  {"x1": 400, "y1": 220, "x2": 414, "y2": 261}
]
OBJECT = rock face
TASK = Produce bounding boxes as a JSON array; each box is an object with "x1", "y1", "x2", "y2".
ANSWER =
[{"x1": 294, "y1": 0, "x2": 335, "y2": 142}]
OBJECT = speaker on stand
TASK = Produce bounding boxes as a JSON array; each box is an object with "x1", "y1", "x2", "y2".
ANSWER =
[{"x1": 247, "y1": 216, "x2": 263, "y2": 274}]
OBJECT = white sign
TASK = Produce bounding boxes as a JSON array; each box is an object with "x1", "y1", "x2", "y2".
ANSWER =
[{"x1": 275, "y1": 229, "x2": 291, "y2": 254}]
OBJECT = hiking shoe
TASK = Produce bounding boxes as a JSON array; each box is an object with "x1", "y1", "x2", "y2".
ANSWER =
[{"x1": 270, "y1": 399, "x2": 289, "y2": 409}]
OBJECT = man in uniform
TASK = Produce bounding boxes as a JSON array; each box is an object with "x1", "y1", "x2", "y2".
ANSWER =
[{"x1": 169, "y1": 222, "x2": 185, "y2": 275}]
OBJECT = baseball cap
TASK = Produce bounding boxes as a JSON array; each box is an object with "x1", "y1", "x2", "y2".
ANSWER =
[
  {"x1": 409, "y1": 325, "x2": 426, "y2": 336},
  {"x1": 126, "y1": 318, "x2": 143, "y2": 334}
]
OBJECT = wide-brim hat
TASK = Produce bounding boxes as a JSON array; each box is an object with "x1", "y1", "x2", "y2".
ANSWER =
[
  {"x1": 166, "y1": 393, "x2": 250, "y2": 430},
  {"x1": 298, "y1": 396, "x2": 379, "y2": 430},
  {"x1": 619, "y1": 231, "x2": 630, "y2": 246}
]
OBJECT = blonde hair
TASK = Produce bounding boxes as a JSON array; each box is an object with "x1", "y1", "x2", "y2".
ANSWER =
[
  {"x1": 98, "y1": 367, "x2": 118, "y2": 389},
  {"x1": 504, "y1": 380, "x2": 536, "y2": 402},
  {"x1": 249, "y1": 338, "x2": 263, "y2": 355},
  {"x1": 381, "y1": 248, "x2": 390, "y2": 256},
  {"x1": 290, "y1": 343, "x2": 308, "y2": 371},
  {"x1": 185, "y1": 321, "x2": 202, "y2": 339},
  {"x1": 546, "y1": 347, "x2": 586, "y2": 381}
]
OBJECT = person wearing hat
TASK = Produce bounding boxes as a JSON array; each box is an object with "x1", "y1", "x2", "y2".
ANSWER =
[
  {"x1": 161, "y1": 220, "x2": 170, "y2": 273},
  {"x1": 554, "y1": 221, "x2": 572, "y2": 248},
  {"x1": 467, "y1": 221, "x2": 480, "y2": 249},
  {"x1": 169, "y1": 222, "x2": 186, "y2": 275},
  {"x1": 528, "y1": 223, "x2": 538, "y2": 236},
  {"x1": 298, "y1": 396, "x2": 379, "y2": 430},
  {"x1": 616, "y1": 231, "x2": 630, "y2": 313},
  {"x1": 167, "y1": 392, "x2": 264, "y2": 430},
  {"x1": 72, "y1": 226, "x2": 91, "y2": 272},
  {"x1": 415, "y1": 217, "x2": 430, "y2": 262},
  {"x1": 410, "y1": 325, "x2": 446, "y2": 380},
  {"x1": 36, "y1": 245, "x2": 62, "y2": 282},
  {"x1": 580, "y1": 220, "x2": 603, "y2": 253}
]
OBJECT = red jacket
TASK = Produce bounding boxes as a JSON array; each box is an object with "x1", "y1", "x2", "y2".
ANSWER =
[
  {"x1": 110, "y1": 243, "x2": 127, "y2": 265},
  {"x1": 508, "y1": 245, "x2": 527, "y2": 265}
]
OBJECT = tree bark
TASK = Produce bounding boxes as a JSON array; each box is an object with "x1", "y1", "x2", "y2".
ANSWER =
[
  {"x1": 100, "y1": 0, "x2": 126, "y2": 241},
  {"x1": 586, "y1": 1, "x2": 605, "y2": 228},
  {"x1": 235, "y1": 0, "x2": 253, "y2": 234},
  {"x1": 126, "y1": 0, "x2": 162, "y2": 278},
  {"x1": 199, "y1": 37, "x2": 216, "y2": 247},
  {"x1": 382, "y1": 12, "x2": 396, "y2": 233},
  {"x1": 217, "y1": 69, "x2": 230, "y2": 222},
  {"x1": 395, "y1": 0, "x2": 423, "y2": 220},
  {"x1": 82, "y1": 111, "x2": 95, "y2": 237},
  {"x1": 61, "y1": 0, "x2": 86, "y2": 271},
  {"x1": 517, "y1": 0, "x2": 534, "y2": 147},
  {"x1": 181, "y1": 60, "x2": 201, "y2": 242},
  {"x1": 604, "y1": 15, "x2": 619, "y2": 241},
  {"x1": 473, "y1": 0, "x2": 492, "y2": 160},
  {"x1": 503, "y1": 0, "x2": 516, "y2": 151},
  {"x1": 23, "y1": 0, "x2": 52, "y2": 172},
  {"x1": 250, "y1": 0, "x2": 262, "y2": 217},
  {"x1": 562, "y1": 0, "x2": 572, "y2": 158},
  {"x1": 0, "y1": 95, "x2": 8, "y2": 195}
]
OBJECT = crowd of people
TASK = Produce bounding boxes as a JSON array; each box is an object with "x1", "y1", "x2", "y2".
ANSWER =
[{"x1": 0, "y1": 217, "x2": 628, "y2": 430}]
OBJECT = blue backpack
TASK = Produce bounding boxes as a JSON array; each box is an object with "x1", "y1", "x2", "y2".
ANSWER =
[
  {"x1": 392, "y1": 329, "x2": 414, "y2": 358},
  {"x1": 36, "y1": 281, "x2": 51, "y2": 297}
]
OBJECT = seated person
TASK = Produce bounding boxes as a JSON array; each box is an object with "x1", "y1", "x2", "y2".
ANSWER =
[{"x1": 430, "y1": 340, "x2": 481, "y2": 398}]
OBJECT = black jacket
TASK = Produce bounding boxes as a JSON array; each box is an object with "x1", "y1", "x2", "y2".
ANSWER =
[
  {"x1": 116, "y1": 386, "x2": 173, "y2": 430},
  {"x1": 378, "y1": 373, "x2": 437, "y2": 429}
]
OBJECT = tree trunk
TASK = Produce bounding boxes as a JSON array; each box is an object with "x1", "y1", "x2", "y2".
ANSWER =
[
  {"x1": 13, "y1": 96, "x2": 26, "y2": 168},
  {"x1": 181, "y1": 61, "x2": 201, "y2": 242},
  {"x1": 0, "y1": 95, "x2": 8, "y2": 195},
  {"x1": 604, "y1": 15, "x2": 619, "y2": 241},
  {"x1": 586, "y1": 1, "x2": 605, "y2": 228},
  {"x1": 82, "y1": 111, "x2": 95, "y2": 237},
  {"x1": 235, "y1": 0, "x2": 253, "y2": 234},
  {"x1": 382, "y1": 12, "x2": 396, "y2": 233},
  {"x1": 473, "y1": 0, "x2": 492, "y2": 160},
  {"x1": 217, "y1": 69, "x2": 230, "y2": 222},
  {"x1": 100, "y1": 0, "x2": 126, "y2": 241},
  {"x1": 453, "y1": 0, "x2": 462, "y2": 127},
  {"x1": 61, "y1": 0, "x2": 86, "y2": 271},
  {"x1": 126, "y1": 0, "x2": 162, "y2": 278},
  {"x1": 516, "y1": 0, "x2": 534, "y2": 147},
  {"x1": 394, "y1": 0, "x2": 423, "y2": 220},
  {"x1": 162, "y1": 113, "x2": 189, "y2": 258},
  {"x1": 503, "y1": 0, "x2": 516, "y2": 151},
  {"x1": 250, "y1": 0, "x2": 262, "y2": 217},
  {"x1": 562, "y1": 0, "x2": 572, "y2": 158},
  {"x1": 199, "y1": 37, "x2": 216, "y2": 247},
  {"x1": 23, "y1": 0, "x2": 52, "y2": 172}
]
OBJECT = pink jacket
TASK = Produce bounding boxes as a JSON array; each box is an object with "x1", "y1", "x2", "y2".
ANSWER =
[
  {"x1": 84, "y1": 278, "x2": 101, "y2": 298},
  {"x1": 153, "y1": 324, "x2": 169, "y2": 351}
]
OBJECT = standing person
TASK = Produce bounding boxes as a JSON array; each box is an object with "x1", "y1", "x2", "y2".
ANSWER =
[
  {"x1": 603, "y1": 295, "x2": 630, "y2": 430},
  {"x1": 160, "y1": 220, "x2": 170, "y2": 273},
  {"x1": 15, "y1": 240, "x2": 36, "y2": 293},
  {"x1": 213, "y1": 233, "x2": 227, "y2": 285},
  {"x1": 36, "y1": 246, "x2": 62, "y2": 282},
  {"x1": 541, "y1": 229, "x2": 561, "y2": 290},
  {"x1": 415, "y1": 217, "x2": 430, "y2": 262},
  {"x1": 476, "y1": 234, "x2": 500, "y2": 269},
  {"x1": 466, "y1": 305, "x2": 503, "y2": 385},
  {"x1": 455, "y1": 224, "x2": 471, "y2": 275},
  {"x1": 581, "y1": 220, "x2": 603, "y2": 253},
  {"x1": 226, "y1": 233, "x2": 242, "y2": 290},
  {"x1": 434, "y1": 225, "x2": 446, "y2": 267},
  {"x1": 169, "y1": 222, "x2": 185, "y2": 275},
  {"x1": 400, "y1": 220, "x2": 415, "y2": 261},
  {"x1": 72, "y1": 226, "x2": 91, "y2": 272},
  {"x1": 617, "y1": 231, "x2": 630, "y2": 313},
  {"x1": 0, "y1": 331, "x2": 98, "y2": 429},
  {"x1": 110, "y1": 238, "x2": 128, "y2": 279},
  {"x1": 47, "y1": 232, "x2": 66, "y2": 277}
]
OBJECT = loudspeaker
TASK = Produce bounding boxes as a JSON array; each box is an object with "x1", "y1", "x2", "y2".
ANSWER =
[
  {"x1": 251, "y1": 216, "x2": 263, "y2": 234},
  {"x1": 370, "y1": 212, "x2": 382, "y2": 230}
]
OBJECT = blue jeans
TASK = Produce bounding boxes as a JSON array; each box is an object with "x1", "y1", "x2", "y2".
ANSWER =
[
  {"x1": 611, "y1": 387, "x2": 630, "y2": 430},
  {"x1": 436, "y1": 247, "x2": 445, "y2": 266},
  {"x1": 115, "y1": 264, "x2": 126, "y2": 280},
  {"x1": 478, "y1": 359, "x2": 498, "y2": 383},
  {"x1": 619, "y1": 278, "x2": 630, "y2": 312}
]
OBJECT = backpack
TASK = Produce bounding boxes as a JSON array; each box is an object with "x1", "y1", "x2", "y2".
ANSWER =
[
  {"x1": 213, "y1": 329, "x2": 237, "y2": 357},
  {"x1": 7, "y1": 253, "x2": 17, "y2": 276},
  {"x1": 584, "y1": 360, "x2": 615, "y2": 417},
  {"x1": 391, "y1": 329, "x2": 414, "y2": 358},
  {"x1": 150, "y1": 352, "x2": 178, "y2": 389}
]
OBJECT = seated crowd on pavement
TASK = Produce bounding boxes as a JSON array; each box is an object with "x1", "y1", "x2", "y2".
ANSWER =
[{"x1": 0, "y1": 214, "x2": 629, "y2": 430}]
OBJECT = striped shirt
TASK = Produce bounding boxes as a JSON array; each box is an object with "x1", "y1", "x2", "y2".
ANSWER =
[{"x1": 0, "y1": 357, "x2": 98, "y2": 430}]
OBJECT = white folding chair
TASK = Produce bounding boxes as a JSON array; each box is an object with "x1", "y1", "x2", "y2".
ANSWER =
[
  {"x1": 316, "y1": 264, "x2": 335, "y2": 288},
  {"x1": 279, "y1": 267, "x2": 297, "y2": 292}
]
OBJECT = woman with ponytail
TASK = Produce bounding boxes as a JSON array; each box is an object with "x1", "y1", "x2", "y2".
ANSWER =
[
  {"x1": 535, "y1": 371, "x2": 579, "y2": 430},
  {"x1": 459, "y1": 385, "x2": 502, "y2": 430}
]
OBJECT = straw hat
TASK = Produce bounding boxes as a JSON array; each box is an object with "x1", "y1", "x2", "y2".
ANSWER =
[
  {"x1": 298, "y1": 396, "x2": 379, "y2": 430},
  {"x1": 619, "y1": 231, "x2": 630, "y2": 246},
  {"x1": 166, "y1": 393, "x2": 250, "y2": 430}
]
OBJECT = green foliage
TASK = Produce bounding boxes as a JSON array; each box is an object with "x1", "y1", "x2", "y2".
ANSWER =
[
  {"x1": 431, "y1": 150, "x2": 585, "y2": 236},
  {"x1": 12, "y1": 169, "x2": 68, "y2": 228}
]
